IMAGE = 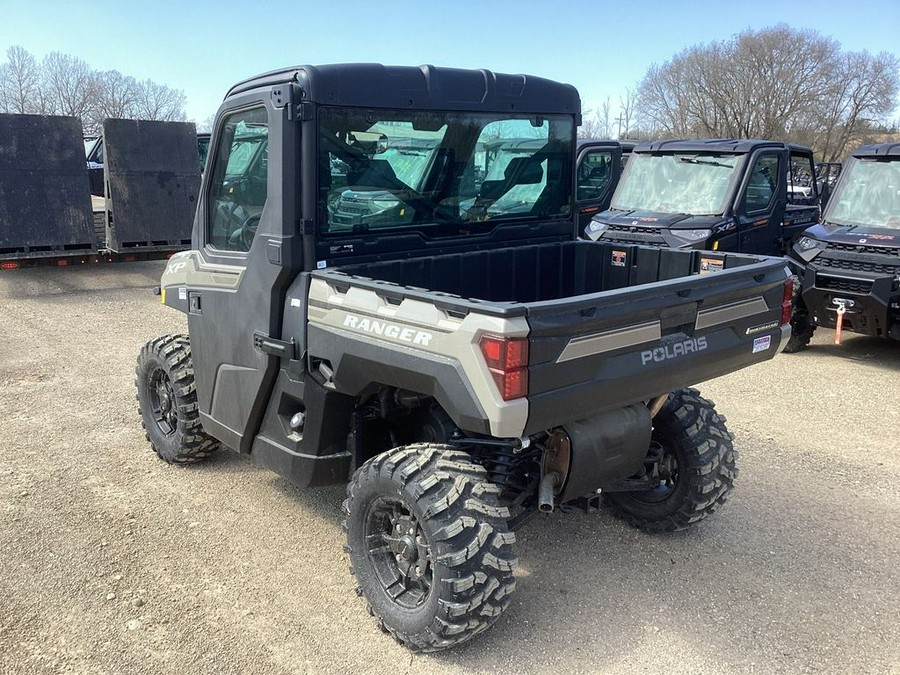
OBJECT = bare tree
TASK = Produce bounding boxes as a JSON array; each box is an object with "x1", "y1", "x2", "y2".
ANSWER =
[
  {"x1": 807, "y1": 50, "x2": 900, "y2": 160},
  {"x1": 617, "y1": 88, "x2": 636, "y2": 138},
  {"x1": 0, "y1": 46, "x2": 42, "y2": 113},
  {"x1": 634, "y1": 25, "x2": 899, "y2": 158},
  {"x1": 89, "y1": 70, "x2": 138, "y2": 130},
  {"x1": 0, "y1": 47, "x2": 193, "y2": 138},
  {"x1": 132, "y1": 79, "x2": 187, "y2": 122},
  {"x1": 197, "y1": 114, "x2": 217, "y2": 134},
  {"x1": 42, "y1": 51, "x2": 97, "y2": 119},
  {"x1": 580, "y1": 96, "x2": 612, "y2": 138}
]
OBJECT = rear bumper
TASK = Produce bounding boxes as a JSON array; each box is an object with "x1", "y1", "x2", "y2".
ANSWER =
[{"x1": 525, "y1": 322, "x2": 789, "y2": 434}]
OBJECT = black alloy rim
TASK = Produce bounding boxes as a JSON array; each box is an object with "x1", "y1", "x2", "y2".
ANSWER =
[
  {"x1": 364, "y1": 497, "x2": 433, "y2": 610},
  {"x1": 148, "y1": 368, "x2": 177, "y2": 436}
]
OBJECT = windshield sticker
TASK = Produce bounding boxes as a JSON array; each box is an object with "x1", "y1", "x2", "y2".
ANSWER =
[
  {"x1": 612, "y1": 250, "x2": 627, "y2": 267},
  {"x1": 316, "y1": 260, "x2": 327, "y2": 269},
  {"x1": 700, "y1": 257, "x2": 724, "y2": 274},
  {"x1": 752, "y1": 335, "x2": 772, "y2": 353}
]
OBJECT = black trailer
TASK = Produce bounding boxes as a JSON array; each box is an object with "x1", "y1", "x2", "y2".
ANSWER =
[
  {"x1": 0, "y1": 114, "x2": 96, "y2": 263},
  {"x1": 87, "y1": 131, "x2": 211, "y2": 198},
  {"x1": 102, "y1": 119, "x2": 200, "y2": 252}
]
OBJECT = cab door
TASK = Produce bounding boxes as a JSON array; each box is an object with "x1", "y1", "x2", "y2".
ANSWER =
[
  {"x1": 735, "y1": 150, "x2": 786, "y2": 255},
  {"x1": 575, "y1": 145, "x2": 622, "y2": 230},
  {"x1": 186, "y1": 87, "x2": 302, "y2": 452}
]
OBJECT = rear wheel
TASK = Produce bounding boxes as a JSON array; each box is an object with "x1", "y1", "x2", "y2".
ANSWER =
[
  {"x1": 605, "y1": 388, "x2": 737, "y2": 533},
  {"x1": 343, "y1": 443, "x2": 517, "y2": 651},
  {"x1": 135, "y1": 335, "x2": 220, "y2": 464}
]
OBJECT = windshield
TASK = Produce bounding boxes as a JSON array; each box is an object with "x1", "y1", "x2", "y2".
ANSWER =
[
  {"x1": 319, "y1": 108, "x2": 574, "y2": 235},
  {"x1": 611, "y1": 152, "x2": 741, "y2": 216},
  {"x1": 824, "y1": 157, "x2": 900, "y2": 229}
]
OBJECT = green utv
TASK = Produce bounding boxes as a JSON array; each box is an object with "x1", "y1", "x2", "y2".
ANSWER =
[{"x1": 136, "y1": 64, "x2": 794, "y2": 651}]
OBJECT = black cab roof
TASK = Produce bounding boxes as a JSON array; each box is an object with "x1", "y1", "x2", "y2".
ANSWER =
[
  {"x1": 633, "y1": 138, "x2": 812, "y2": 155},
  {"x1": 852, "y1": 143, "x2": 900, "y2": 158},
  {"x1": 577, "y1": 139, "x2": 638, "y2": 151},
  {"x1": 225, "y1": 64, "x2": 581, "y2": 116}
]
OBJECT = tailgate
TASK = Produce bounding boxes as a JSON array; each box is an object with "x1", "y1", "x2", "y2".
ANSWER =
[{"x1": 523, "y1": 253, "x2": 791, "y2": 434}]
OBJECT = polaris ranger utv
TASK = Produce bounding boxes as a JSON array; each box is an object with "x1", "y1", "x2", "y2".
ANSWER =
[
  {"x1": 785, "y1": 143, "x2": 900, "y2": 351},
  {"x1": 583, "y1": 138, "x2": 819, "y2": 255},
  {"x1": 135, "y1": 64, "x2": 794, "y2": 651}
]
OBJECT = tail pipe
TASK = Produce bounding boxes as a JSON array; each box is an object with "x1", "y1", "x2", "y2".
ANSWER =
[{"x1": 538, "y1": 472, "x2": 561, "y2": 513}]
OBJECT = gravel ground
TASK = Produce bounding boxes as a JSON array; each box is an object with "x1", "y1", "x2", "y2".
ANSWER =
[{"x1": 1, "y1": 261, "x2": 898, "y2": 675}]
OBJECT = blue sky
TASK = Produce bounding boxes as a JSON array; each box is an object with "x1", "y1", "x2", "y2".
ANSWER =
[{"x1": 2, "y1": 0, "x2": 898, "y2": 126}]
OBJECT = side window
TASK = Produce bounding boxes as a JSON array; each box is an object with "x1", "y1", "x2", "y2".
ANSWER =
[
  {"x1": 744, "y1": 153, "x2": 779, "y2": 213},
  {"x1": 577, "y1": 150, "x2": 612, "y2": 201},
  {"x1": 207, "y1": 107, "x2": 269, "y2": 252},
  {"x1": 788, "y1": 152, "x2": 816, "y2": 205},
  {"x1": 197, "y1": 137, "x2": 210, "y2": 172}
]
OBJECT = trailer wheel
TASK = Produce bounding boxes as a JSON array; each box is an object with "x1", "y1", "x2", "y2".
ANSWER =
[
  {"x1": 783, "y1": 310, "x2": 816, "y2": 353},
  {"x1": 343, "y1": 443, "x2": 517, "y2": 652},
  {"x1": 135, "y1": 334, "x2": 220, "y2": 464},
  {"x1": 606, "y1": 388, "x2": 736, "y2": 533}
]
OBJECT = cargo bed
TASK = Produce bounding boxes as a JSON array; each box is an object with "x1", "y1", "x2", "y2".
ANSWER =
[{"x1": 310, "y1": 240, "x2": 791, "y2": 435}]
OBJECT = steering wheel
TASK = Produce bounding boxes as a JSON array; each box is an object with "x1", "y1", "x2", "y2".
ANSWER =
[{"x1": 228, "y1": 213, "x2": 261, "y2": 251}]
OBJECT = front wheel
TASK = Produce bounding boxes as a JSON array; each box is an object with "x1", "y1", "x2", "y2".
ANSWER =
[
  {"x1": 343, "y1": 444, "x2": 517, "y2": 652},
  {"x1": 605, "y1": 388, "x2": 737, "y2": 533},
  {"x1": 135, "y1": 335, "x2": 220, "y2": 464},
  {"x1": 783, "y1": 310, "x2": 816, "y2": 353}
]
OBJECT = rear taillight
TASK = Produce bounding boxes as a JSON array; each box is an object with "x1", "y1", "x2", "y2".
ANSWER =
[
  {"x1": 781, "y1": 278, "x2": 794, "y2": 325},
  {"x1": 0, "y1": 262, "x2": 19, "y2": 270},
  {"x1": 479, "y1": 335, "x2": 529, "y2": 401}
]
